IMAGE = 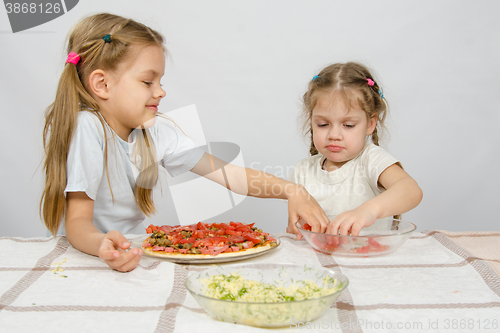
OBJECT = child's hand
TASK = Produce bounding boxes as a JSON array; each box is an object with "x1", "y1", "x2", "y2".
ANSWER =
[
  {"x1": 287, "y1": 184, "x2": 329, "y2": 239},
  {"x1": 326, "y1": 208, "x2": 377, "y2": 236},
  {"x1": 98, "y1": 231, "x2": 143, "y2": 272}
]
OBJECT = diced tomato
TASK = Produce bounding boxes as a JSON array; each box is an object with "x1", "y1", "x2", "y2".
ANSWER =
[
  {"x1": 225, "y1": 229, "x2": 242, "y2": 236},
  {"x1": 193, "y1": 230, "x2": 207, "y2": 238},
  {"x1": 219, "y1": 223, "x2": 235, "y2": 230},
  {"x1": 146, "y1": 224, "x2": 158, "y2": 232},
  {"x1": 235, "y1": 225, "x2": 251, "y2": 232},
  {"x1": 193, "y1": 239, "x2": 204, "y2": 247},
  {"x1": 159, "y1": 225, "x2": 174, "y2": 233},
  {"x1": 216, "y1": 229, "x2": 226, "y2": 236},
  {"x1": 197, "y1": 222, "x2": 207, "y2": 230},
  {"x1": 355, "y1": 245, "x2": 370, "y2": 253},
  {"x1": 368, "y1": 237, "x2": 382, "y2": 248},
  {"x1": 303, "y1": 223, "x2": 312, "y2": 231},
  {"x1": 227, "y1": 235, "x2": 246, "y2": 243},
  {"x1": 229, "y1": 221, "x2": 241, "y2": 227},
  {"x1": 182, "y1": 224, "x2": 198, "y2": 232},
  {"x1": 245, "y1": 234, "x2": 262, "y2": 245},
  {"x1": 207, "y1": 236, "x2": 229, "y2": 244},
  {"x1": 370, "y1": 245, "x2": 390, "y2": 252},
  {"x1": 171, "y1": 235, "x2": 184, "y2": 245},
  {"x1": 179, "y1": 237, "x2": 195, "y2": 244}
]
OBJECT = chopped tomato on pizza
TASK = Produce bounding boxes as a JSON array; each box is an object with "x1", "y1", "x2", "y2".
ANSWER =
[{"x1": 142, "y1": 221, "x2": 278, "y2": 258}]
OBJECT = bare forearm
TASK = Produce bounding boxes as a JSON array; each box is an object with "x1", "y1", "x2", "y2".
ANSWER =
[
  {"x1": 244, "y1": 167, "x2": 298, "y2": 199},
  {"x1": 65, "y1": 218, "x2": 105, "y2": 257},
  {"x1": 361, "y1": 177, "x2": 423, "y2": 219},
  {"x1": 202, "y1": 160, "x2": 300, "y2": 199}
]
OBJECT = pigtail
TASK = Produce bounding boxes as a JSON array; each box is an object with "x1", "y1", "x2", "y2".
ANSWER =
[
  {"x1": 308, "y1": 129, "x2": 319, "y2": 156},
  {"x1": 41, "y1": 61, "x2": 83, "y2": 236},
  {"x1": 134, "y1": 128, "x2": 158, "y2": 216},
  {"x1": 302, "y1": 83, "x2": 318, "y2": 156},
  {"x1": 364, "y1": 79, "x2": 387, "y2": 147},
  {"x1": 371, "y1": 128, "x2": 380, "y2": 146}
]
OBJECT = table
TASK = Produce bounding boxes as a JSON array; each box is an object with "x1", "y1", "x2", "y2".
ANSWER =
[{"x1": 1, "y1": 230, "x2": 499, "y2": 333}]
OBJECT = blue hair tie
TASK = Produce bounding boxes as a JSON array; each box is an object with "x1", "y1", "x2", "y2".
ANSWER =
[
  {"x1": 102, "y1": 34, "x2": 112, "y2": 43},
  {"x1": 378, "y1": 88, "x2": 384, "y2": 99},
  {"x1": 313, "y1": 75, "x2": 319, "y2": 81}
]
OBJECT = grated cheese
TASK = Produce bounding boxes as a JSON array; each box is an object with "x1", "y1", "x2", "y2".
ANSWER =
[{"x1": 201, "y1": 273, "x2": 342, "y2": 303}]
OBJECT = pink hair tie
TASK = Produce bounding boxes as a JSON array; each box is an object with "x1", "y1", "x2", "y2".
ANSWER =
[
  {"x1": 367, "y1": 78, "x2": 375, "y2": 86},
  {"x1": 66, "y1": 52, "x2": 80, "y2": 65}
]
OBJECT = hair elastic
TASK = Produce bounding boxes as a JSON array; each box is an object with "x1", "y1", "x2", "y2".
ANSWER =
[
  {"x1": 66, "y1": 52, "x2": 80, "y2": 65},
  {"x1": 313, "y1": 75, "x2": 319, "y2": 81},
  {"x1": 367, "y1": 78, "x2": 375, "y2": 86},
  {"x1": 378, "y1": 88, "x2": 384, "y2": 99},
  {"x1": 102, "y1": 34, "x2": 112, "y2": 43}
]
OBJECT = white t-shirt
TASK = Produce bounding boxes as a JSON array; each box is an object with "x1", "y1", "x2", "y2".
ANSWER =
[
  {"x1": 290, "y1": 143, "x2": 399, "y2": 230},
  {"x1": 64, "y1": 111, "x2": 204, "y2": 234}
]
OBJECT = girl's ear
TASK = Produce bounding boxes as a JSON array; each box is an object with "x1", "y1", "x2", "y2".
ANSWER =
[
  {"x1": 366, "y1": 115, "x2": 377, "y2": 135},
  {"x1": 88, "y1": 69, "x2": 110, "y2": 100}
]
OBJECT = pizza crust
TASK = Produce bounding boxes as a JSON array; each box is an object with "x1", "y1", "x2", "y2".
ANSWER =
[{"x1": 142, "y1": 240, "x2": 273, "y2": 259}]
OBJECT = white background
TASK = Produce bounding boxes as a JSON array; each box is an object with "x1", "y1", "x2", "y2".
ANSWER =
[{"x1": 1, "y1": 0, "x2": 499, "y2": 237}]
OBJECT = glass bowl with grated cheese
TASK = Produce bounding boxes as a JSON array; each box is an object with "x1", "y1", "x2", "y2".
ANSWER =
[{"x1": 184, "y1": 263, "x2": 348, "y2": 327}]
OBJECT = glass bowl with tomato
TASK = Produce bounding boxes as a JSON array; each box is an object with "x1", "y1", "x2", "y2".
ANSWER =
[{"x1": 296, "y1": 217, "x2": 416, "y2": 256}]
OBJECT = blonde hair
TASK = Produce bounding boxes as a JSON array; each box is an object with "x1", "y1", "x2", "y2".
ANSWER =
[
  {"x1": 41, "y1": 13, "x2": 164, "y2": 236},
  {"x1": 302, "y1": 62, "x2": 387, "y2": 156}
]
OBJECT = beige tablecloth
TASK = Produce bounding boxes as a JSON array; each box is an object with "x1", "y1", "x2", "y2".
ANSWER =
[{"x1": 0, "y1": 230, "x2": 499, "y2": 333}]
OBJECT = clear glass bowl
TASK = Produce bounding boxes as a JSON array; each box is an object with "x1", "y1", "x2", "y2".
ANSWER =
[
  {"x1": 296, "y1": 218, "x2": 416, "y2": 256},
  {"x1": 184, "y1": 263, "x2": 349, "y2": 327}
]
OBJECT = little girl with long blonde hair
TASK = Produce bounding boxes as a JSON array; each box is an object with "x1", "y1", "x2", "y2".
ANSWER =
[{"x1": 41, "y1": 13, "x2": 329, "y2": 272}]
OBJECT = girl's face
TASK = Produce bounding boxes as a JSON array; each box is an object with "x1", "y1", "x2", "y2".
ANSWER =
[
  {"x1": 312, "y1": 91, "x2": 376, "y2": 171},
  {"x1": 101, "y1": 45, "x2": 166, "y2": 141}
]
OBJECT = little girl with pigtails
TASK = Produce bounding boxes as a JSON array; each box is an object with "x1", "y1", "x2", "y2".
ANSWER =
[
  {"x1": 288, "y1": 62, "x2": 423, "y2": 238},
  {"x1": 41, "y1": 13, "x2": 329, "y2": 272}
]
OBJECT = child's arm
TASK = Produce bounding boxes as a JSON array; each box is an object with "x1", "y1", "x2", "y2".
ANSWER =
[
  {"x1": 326, "y1": 164, "x2": 423, "y2": 236},
  {"x1": 190, "y1": 153, "x2": 329, "y2": 237},
  {"x1": 65, "y1": 192, "x2": 143, "y2": 272}
]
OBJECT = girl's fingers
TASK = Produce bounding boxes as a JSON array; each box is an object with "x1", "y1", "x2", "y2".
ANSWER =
[
  {"x1": 350, "y1": 223, "x2": 363, "y2": 237},
  {"x1": 326, "y1": 218, "x2": 341, "y2": 235},
  {"x1": 338, "y1": 221, "x2": 353, "y2": 236},
  {"x1": 99, "y1": 249, "x2": 119, "y2": 260},
  {"x1": 113, "y1": 250, "x2": 143, "y2": 272},
  {"x1": 98, "y1": 238, "x2": 121, "y2": 260},
  {"x1": 106, "y1": 248, "x2": 142, "y2": 272},
  {"x1": 106, "y1": 230, "x2": 131, "y2": 250},
  {"x1": 287, "y1": 218, "x2": 303, "y2": 240}
]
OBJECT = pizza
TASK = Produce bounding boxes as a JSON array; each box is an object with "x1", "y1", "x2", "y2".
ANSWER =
[{"x1": 142, "y1": 221, "x2": 278, "y2": 259}]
